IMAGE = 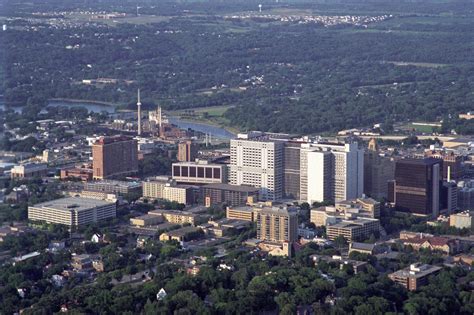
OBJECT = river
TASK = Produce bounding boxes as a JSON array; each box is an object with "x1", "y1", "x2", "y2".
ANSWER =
[{"x1": 0, "y1": 99, "x2": 235, "y2": 139}]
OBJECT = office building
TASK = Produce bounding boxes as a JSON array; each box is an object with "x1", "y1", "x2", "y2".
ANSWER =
[
  {"x1": 335, "y1": 197, "x2": 381, "y2": 218},
  {"x1": 394, "y1": 158, "x2": 442, "y2": 216},
  {"x1": 60, "y1": 167, "x2": 93, "y2": 182},
  {"x1": 229, "y1": 132, "x2": 284, "y2": 200},
  {"x1": 301, "y1": 142, "x2": 364, "y2": 203},
  {"x1": 388, "y1": 263, "x2": 442, "y2": 291},
  {"x1": 28, "y1": 197, "x2": 116, "y2": 227},
  {"x1": 159, "y1": 226, "x2": 201, "y2": 242},
  {"x1": 284, "y1": 141, "x2": 304, "y2": 199},
  {"x1": 84, "y1": 180, "x2": 142, "y2": 195},
  {"x1": 142, "y1": 178, "x2": 195, "y2": 204},
  {"x1": 457, "y1": 180, "x2": 474, "y2": 210},
  {"x1": 363, "y1": 138, "x2": 395, "y2": 199},
  {"x1": 172, "y1": 160, "x2": 227, "y2": 185},
  {"x1": 255, "y1": 205, "x2": 298, "y2": 243},
  {"x1": 441, "y1": 181, "x2": 458, "y2": 214},
  {"x1": 177, "y1": 140, "x2": 198, "y2": 162},
  {"x1": 11, "y1": 163, "x2": 48, "y2": 179},
  {"x1": 450, "y1": 211, "x2": 474, "y2": 230},
  {"x1": 92, "y1": 136, "x2": 138, "y2": 179},
  {"x1": 201, "y1": 183, "x2": 259, "y2": 207},
  {"x1": 326, "y1": 218, "x2": 380, "y2": 241}
]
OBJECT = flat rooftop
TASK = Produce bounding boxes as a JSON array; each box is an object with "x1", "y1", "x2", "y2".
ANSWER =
[
  {"x1": 202, "y1": 183, "x2": 259, "y2": 192},
  {"x1": 31, "y1": 197, "x2": 115, "y2": 212},
  {"x1": 391, "y1": 264, "x2": 442, "y2": 278}
]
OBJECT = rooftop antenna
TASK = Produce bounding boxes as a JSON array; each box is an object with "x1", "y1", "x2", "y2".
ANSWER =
[{"x1": 258, "y1": 4, "x2": 262, "y2": 13}]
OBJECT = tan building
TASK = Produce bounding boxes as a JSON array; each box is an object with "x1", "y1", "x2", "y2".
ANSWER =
[
  {"x1": 326, "y1": 218, "x2": 380, "y2": 242},
  {"x1": 255, "y1": 206, "x2": 298, "y2": 243},
  {"x1": 226, "y1": 206, "x2": 255, "y2": 222},
  {"x1": 142, "y1": 179, "x2": 194, "y2": 204},
  {"x1": 336, "y1": 197, "x2": 381, "y2": 218},
  {"x1": 450, "y1": 211, "x2": 474, "y2": 230},
  {"x1": 149, "y1": 210, "x2": 198, "y2": 225},
  {"x1": 363, "y1": 138, "x2": 395, "y2": 200},
  {"x1": 130, "y1": 214, "x2": 164, "y2": 227},
  {"x1": 159, "y1": 226, "x2": 201, "y2": 242},
  {"x1": 402, "y1": 236, "x2": 458, "y2": 254},
  {"x1": 388, "y1": 263, "x2": 442, "y2": 291},
  {"x1": 92, "y1": 136, "x2": 138, "y2": 179},
  {"x1": 177, "y1": 140, "x2": 198, "y2": 162},
  {"x1": 11, "y1": 163, "x2": 48, "y2": 179},
  {"x1": 28, "y1": 197, "x2": 116, "y2": 227}
]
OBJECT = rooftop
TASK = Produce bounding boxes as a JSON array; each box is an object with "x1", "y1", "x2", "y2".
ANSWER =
[
  {"x1": 31, "y1": 197, "x2": 115, "y2": 212},
  {"x1": 202, "y1": 183, "x2": 259, "y2": 192},
  {"x1": 390, "y1": 263, "x2": 442, "y2": 279}
]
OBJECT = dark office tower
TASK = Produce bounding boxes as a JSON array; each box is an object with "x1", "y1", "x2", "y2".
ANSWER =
[
  {"x1": 92, "y1": 136, "x2": 138, "y2": 179},
  {"x1": 363, "y1": 138, "x2": 395, "y2": 200},
  {"x1": 394, "y1": 158, "x2": 442, "y2": 217},
  {"x1": 177, "y1": 140, "x2": 198, "y2": 162},
  {"x1": 284, "y1": 141, "x2": 303, "y2": 199}
]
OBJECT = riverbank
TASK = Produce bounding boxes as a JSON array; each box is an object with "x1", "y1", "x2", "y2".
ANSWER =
[
  {"x1": 49, "y1": 98, "x2": 118, "y2": 107},
  {"x1": 168, "y1": 116, "x2": 240, "y2": 136}
]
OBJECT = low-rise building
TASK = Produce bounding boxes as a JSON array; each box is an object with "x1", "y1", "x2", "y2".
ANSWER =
[
  {"x1": 60, "y1": 167, "x2": 93, "y2": 181},
  {"x1": 159, "y1": 226, "x2": 202, "y2": 242},
  {"x1": 84, "y1": 180, "x2": 142, "y2": 195},
  {"x1": 172, "y1": 160, "x2": 227, "y2": 185},
  {"x1": 226, "y1": 205, "x2": 255, "y2": 222},
  {"x1": 11, "y1": 163, "x2": 48, "y2": 179},
  {"x1": 388, "y1": 263, "x2": 442, "y2": 291},
  {"x1": 201, "y1": 183, "x2": 259, "y2": 207},
  {"x1": 143, "y1": 178, "x2": 195, "y2": 204},
  {"x1": 130, "y1": 214, "x2": 164, "y2": 227},
  {"x1": 28, "y1": 197, "x2": 116, "y2": 227},
  {"x1": 401, "y1": 236, "x2": 458, "y2": 254},
  {"x1": 149, "y1": 210, "x2": 200, "y2": 226},
  {"x1": 326, "y1": 218, "x2": 380, "y2": 242},
  {"x1": 450, "y1": 211, "x2": 474, "y2": 230},
  {"x1": 310, "y1": 254, "x2": 368, "y2": 274}
]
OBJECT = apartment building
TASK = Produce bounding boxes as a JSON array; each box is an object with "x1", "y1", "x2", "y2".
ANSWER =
[{"x1": 92, "y1": 136, "x2": 138, "y2": 179}]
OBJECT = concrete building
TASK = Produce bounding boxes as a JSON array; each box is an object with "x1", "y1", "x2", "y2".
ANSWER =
[
  {"x1": 142, "y1": 178, "x2": 195, "y2": 204},
  {"x1": 394, "y1": 158, "x2": 442, "y2": 217},
  {"x1": 172, "y1": 160, "x2": 227, "y2": 185},
  {"x1": 284, "y1": 141, "x2": 304, "y2": 199},
  {"x1": 229, "y1": 132, "x2": 284, "y2": 201},
  {"x1": 92, "y1": 136, "x2": 138, "y2": 179},
  {"x1": 60, "y1": 167, "x2": 93, "y2": 181},
  {"x1": 388, "y1": 263, "x2": 442, "y2": 291},
  {"x1": 336, "y1": 197, "x2": 381, "y2": 218},
  {"x1": 450, "y1": 211, "x2": 474, "y2": 230},
  {"x1": 200, "y1": 183, "x2": 259, "y2": 207},
  {"x1": 326, "y1": 218, "x2": 380, "y2": 241},
  {"x1": 84, "y1": 180, "x2": 142, "y2": 195},
  {"x1": 177, "y1": 140, "x2": 198, "y2": 162},
  {"x1": 255, "y1": 205, "x2": 298, "y2": 243},
  {"x1": 301, "y1": 142, "x2": 364, "y2": 203},
  {"x1": 425, "y1": 150, "x2": 463, "y2": 181},
  {"x1": 226, "y1": 205, "x2": 256, "y2": 222},
  {"x1": 457, "y1": 180, "x2": 474, "y2": 210},
  {"x1": 11, "y1": 163, "x2": 48, "y2": 179},
  {"x1": 363, "y1": 138, "x2": 395, "y2": 199},
  {"x1": 28, "y1": 197, "x2": 116, "y2": 227},
  {"x1": 441, "y1": 181, "x2": 458, "y2": 215}
]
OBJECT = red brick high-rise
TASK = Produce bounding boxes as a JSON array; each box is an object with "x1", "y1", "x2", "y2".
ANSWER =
[{"x1": 92, "y1": 136, "x2": 138, "y2": 179}]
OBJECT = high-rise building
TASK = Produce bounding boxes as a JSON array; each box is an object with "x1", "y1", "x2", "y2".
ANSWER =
[
  {"x1": 255, "y1": 205, "x2": 298, "y2": 243},
  {"x1": 177, "y1": 140, "x2": 198, "y2": 162},
  {"x1": 284, "y1": 141, "x2": 304, "y2": 199},
  {"x1": 301, "y1": 142, "x2": 364, "y2": 203},
  {"x1": 394, "y1": 158, "x2": 442, "y2": 217},
  {"x1": 92, "y1": 136, "x2": 138, "y2": 179},
  {"x1": 229, "y1": 132, "x2": 284, "y2": 201},
  {"x1": 363, "y1": 138, "x2": 395, "y2": 200}
]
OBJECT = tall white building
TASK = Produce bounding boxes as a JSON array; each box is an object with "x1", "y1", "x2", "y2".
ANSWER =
[
  {"x1": 301, "y1": 142, "x2": 364, "y2": 203},
  {"x1": 229, "y1": 132, "x2": 284, "y2": 201}
]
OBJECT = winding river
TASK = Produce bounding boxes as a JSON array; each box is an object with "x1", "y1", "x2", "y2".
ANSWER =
[{"x1": 0, "y1": 100, "x2": 235, "y2": 139}]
